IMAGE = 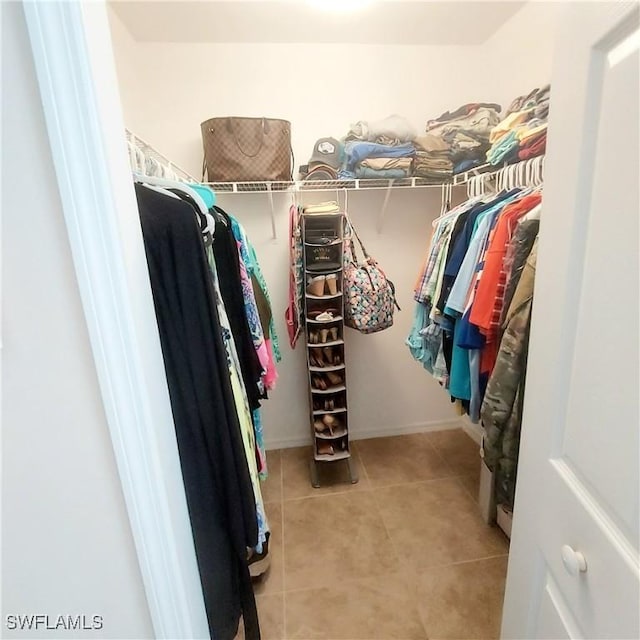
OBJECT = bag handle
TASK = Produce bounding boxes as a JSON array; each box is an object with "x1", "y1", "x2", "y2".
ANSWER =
[
  {"x1": 226, "y1": 117, "x2": 267, "y2": 158},
  {"x1": 344, "y1": 212, "x2": 372, "y2": 262}
]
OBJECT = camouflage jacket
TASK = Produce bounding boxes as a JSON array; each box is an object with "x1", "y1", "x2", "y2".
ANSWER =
[{"x1": 481, "y1": 238, "x2": 538, "y2": 509}]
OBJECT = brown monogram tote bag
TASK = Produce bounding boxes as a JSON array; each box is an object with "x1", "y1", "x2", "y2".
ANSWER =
[{"x1": 201, "y1": 117, "x2": 293, "y2": 182}]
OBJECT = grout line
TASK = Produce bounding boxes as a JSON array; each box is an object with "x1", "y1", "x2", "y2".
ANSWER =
[
  {"x1": 416, "y1": 552, "x2": 511, "y2": 574},
  {"x1": 452, "y1": 474, "x2": 481, "y2": 504},
  {"x1": 279, "y1": 474, "x2": 471, "y2": 502},
  {"x1": 278, "y1": 450, "x2": 287, "y2": 639},
  {"x1": 351, "y1": 442, "x2": 371, "y2": 483}
]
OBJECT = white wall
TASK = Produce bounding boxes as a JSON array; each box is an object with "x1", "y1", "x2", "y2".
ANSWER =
[
  {"x1": 1, "y1": 4, "x2": 154, "y2": 637},
  {"x1": 483, "y1": 1, "x2": 563, "y2": 109},
  {"x1": 106, "y1": 3, "x2": 562, "y2": 449}
]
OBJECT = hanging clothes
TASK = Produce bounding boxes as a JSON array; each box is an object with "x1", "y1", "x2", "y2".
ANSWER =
[
  {"x1": 481, "y1": 238, "x2": 539, "y2": 510},
  {"x1": 205, "y1": 247, "x2": 270, "y2": 552},
  {"x1": 285, "y1": 204, "x2": 304, "y2": 348},
  {"x1": 212, "y1": 207, "x2": 265, "y2": 413},
  {"x1": 408, "y1": 169, "x2": 543, "y2": 514},
  {"x1": 135, "y1": 183, "x2": 260, "y2": 640}
]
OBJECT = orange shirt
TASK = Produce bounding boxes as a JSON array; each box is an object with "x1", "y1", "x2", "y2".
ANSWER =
[{"x1": 471, "y1": 193, "x2": 542, "y2": 333}]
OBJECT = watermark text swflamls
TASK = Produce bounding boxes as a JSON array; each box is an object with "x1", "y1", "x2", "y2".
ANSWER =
[{"x1": 5, "y1": 615, "x2": 103, "y2": 631}]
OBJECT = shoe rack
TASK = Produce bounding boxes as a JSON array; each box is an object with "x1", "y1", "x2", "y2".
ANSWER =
[{"x1": 301, "y1": 208, "x2": 358, "y2": 487}]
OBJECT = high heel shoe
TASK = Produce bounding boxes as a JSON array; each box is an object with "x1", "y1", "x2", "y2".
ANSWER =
[
  {"x1": 326, "y1": 371, "x2": 343, "y2": 386},
  {"x1": 324, "y1": 273, "x2": 338, "y2": 295},
  {"x1": 307, "y1": 275, "x2": 326, "y2": 296},
  {"x1": 319, "y1": 328, "x2": 329, "y2": 343},
  {"x1": 314, "y1": 419, "x2": 327, "y2": 433},
  {"x1": 313, "y1": 375, "x2": 327, "y2": 391},
  {"x1": 329, "y1": 327, "x2": 339, "y2": 341},
  {"x1": 323, "y1": 346, "x2": 341, "y2": 365},
  {"x1": 322, "y1": 414, "x2": 339, "y2": 435},
  {"x1": 308, "y1": 330, "x2": 319, "y2": 344}
]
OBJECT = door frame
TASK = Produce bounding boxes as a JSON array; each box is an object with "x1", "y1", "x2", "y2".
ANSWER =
[{"x1": 22, "y1": 2, "x2": 209, "y2": 637}]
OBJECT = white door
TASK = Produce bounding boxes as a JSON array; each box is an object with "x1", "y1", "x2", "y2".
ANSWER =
[{"x1": 502, "y1": 2, "x2": 640, "y2": 639}]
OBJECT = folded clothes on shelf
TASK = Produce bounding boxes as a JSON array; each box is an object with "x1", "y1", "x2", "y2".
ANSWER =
[
  {"x1": 343, "y1": 141, "x2": 415, "y2": 172},
  {"x1": 360, "y1": 157, "x2": 412, "y2": 171},
  {"x1": 345, "y1": 114, "x2": 416, "y2": 144},
  {"x1": 303, "y1": 201, "x2": 340, "y2": 214},
  {"x1": 486, "y1": 85, "x2": 550, "y2": 166},
  {"x1": 355, "y1": 166, "x2": 409, "y2": 180}
]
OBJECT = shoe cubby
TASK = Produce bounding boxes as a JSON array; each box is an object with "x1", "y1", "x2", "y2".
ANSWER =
[
  {"x1": 311, "y1": 389, "x2": 346, "y2": 414},
  {"x1": 301, "y1": 207, "x2": 358, "y2": 487}
]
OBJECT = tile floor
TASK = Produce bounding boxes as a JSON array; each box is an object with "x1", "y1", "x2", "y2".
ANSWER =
[{"x1": 240, "y1": 429, "x2": 509, "y2": 640}]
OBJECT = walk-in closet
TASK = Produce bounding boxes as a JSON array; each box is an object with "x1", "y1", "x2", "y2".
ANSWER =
[{"x1": 4, "y1": 1, "x2": 638, "y2": 640}]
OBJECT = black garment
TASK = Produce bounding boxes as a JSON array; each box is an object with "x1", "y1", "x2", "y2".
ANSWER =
[
  {"x1": 135, "y1": 184, "x2": 260, "y2": 640},
  {"x1": 212, "y1": 206, "x2": 264, "y2": 412}
]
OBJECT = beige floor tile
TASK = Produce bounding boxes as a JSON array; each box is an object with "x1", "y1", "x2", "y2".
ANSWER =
[
  {"x1": 282, "y1": 445, "x2": 369, "y2": 500},
  {"x1": 376, "y1": 478, "x2": 508, "y2": 570},
  {"x1": 236, "y1": 593, "x2": 285, "y2": 640},
  {"x1": 262, "y1": 450, "x2": 283, "y2": 504},
  {"x1": 356, "y1": 433, "x2": 454, "y2": 487},
  {"x1": 283, "y1": 491, "x2": 400, "y2": 591},
  {"x1": 458, "y1": 472, "x2": 481, "y2": 502},
  {"x1": 253, "y1": 502, "x2": 284, "y2": 595},
  {"x1": 414, "y1": 556, "x2": 509, "y2": 639},
  {"x1": 285, "y1": 572, "x2": 427, "y2": 639},
  {"x1": 424, "y1": 429, "x2": 481, "y2": 478}
]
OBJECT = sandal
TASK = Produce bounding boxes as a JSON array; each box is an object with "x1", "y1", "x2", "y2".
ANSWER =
[
  {"x1": 314, "y1": 419, "x2": 327, "y2": 433},
  {"x1": 317, "y1": 442, "x2": 335, "y2": 456}
]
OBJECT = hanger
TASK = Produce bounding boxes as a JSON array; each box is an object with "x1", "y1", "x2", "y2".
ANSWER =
[
  {"x1": 134, "y1": 172, "x2": 217, "y2": 236},
  {"x1": 191, "y1": 184, "x2": 217, "y2": 209},
  {"x1": 133, "y1": 172, "x2": 209, "y2": 215}
]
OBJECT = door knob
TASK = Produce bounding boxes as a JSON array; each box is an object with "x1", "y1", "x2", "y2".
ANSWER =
[{"x1": 561, "y1": 545, "x2": 588, "y2": 576}]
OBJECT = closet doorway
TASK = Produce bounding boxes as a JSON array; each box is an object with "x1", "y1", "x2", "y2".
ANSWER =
[{"x1": 23, "y1": 1, "x2": 639, "y2": 639}]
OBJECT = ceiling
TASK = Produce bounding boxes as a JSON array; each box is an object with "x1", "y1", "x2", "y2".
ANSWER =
[{"x1": 109, "y1": 1, "x2": 526, "y2": 45}]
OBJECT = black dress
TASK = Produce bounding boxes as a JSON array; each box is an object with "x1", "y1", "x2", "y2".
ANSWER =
[{"x1": 135, "y1": 184, "x2": 260, "y2": 640}]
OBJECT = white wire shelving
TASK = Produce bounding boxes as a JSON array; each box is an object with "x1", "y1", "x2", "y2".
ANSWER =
[
  {"x1": 202, "y1": 163, "x2": 495, "y2": 194},
  {"x1": 126, "y1": 127, "x2": 545, "y2": 238},
  {"x1": 126, "y1": 129, "x2": 197, "y2": 183}
]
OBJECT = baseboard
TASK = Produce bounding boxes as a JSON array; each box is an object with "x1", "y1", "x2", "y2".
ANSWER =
[{"x1": 265, "y1": 418, "x2": 463, "y2": 451}]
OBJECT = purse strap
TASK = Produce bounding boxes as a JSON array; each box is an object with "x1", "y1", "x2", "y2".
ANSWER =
[
  {"x1": 227, "y1": 117, "x2": 266, "y2": 158},
  {"x1": 344, "y1": 212, "x2": 372, "y2": 263}
]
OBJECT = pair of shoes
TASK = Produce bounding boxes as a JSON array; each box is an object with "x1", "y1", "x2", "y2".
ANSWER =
[
  {"x1": 307, "y1": 274, "x2": 338, "y2": 296},
  {"x1": 311, "y1": 372, "x2": 343, "y2": 390},
  {"x1": 309, "y1": 346, "x2": 341, "y2": 367},
  {"x1": 314, "y1": 414, "x2": 341, "y2": 436},
  {"x1": 317, "y1": 442, "x2": 335, "y2": 456},
  {"x1": 316, "y1": 398, "x2": 336, "y2": 411},
  {"x1": 308, "y1": 327, "x2": 339, "y2": 344},
  {"x1": 323, "y1": 346, "x2": 341, "y2": 366},
  {"x1": 312, "y1": 375, "x2": 329, "y2": 390}
]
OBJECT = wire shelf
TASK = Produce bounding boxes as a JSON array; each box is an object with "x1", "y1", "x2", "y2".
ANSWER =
[
  {"x1": 126, "y1": 129, "x2": 197, "y2": 183},
  {"x1": 201, "y1": 163, "x2": 500, "y2": 193}
]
